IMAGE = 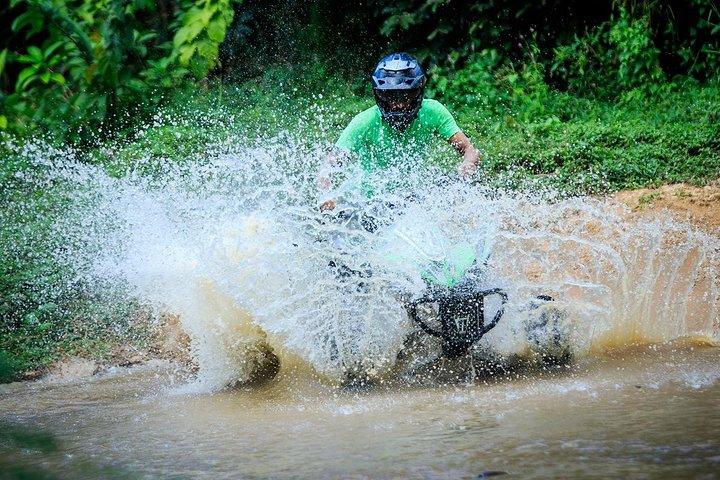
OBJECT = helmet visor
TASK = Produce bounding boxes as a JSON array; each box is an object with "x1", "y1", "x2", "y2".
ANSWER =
[{"x1": 375, "y1": 88, "x2": 423, "y2": 112}]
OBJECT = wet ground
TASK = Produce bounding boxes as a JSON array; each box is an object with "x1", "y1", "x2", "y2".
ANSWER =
[{"x1": 1, "y1": 343, "x2": 718, "y2": 479}]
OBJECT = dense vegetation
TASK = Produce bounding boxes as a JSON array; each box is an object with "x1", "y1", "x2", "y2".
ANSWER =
[
  {"x1": 2, "y1": 0, "x2": 719, "y2": 138},
  {"x1": 1, "y1": 0, "x2": 719, "y2": 381}
]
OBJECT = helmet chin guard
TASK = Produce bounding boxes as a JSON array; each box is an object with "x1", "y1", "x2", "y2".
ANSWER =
[{"x1": 371, "y1": 53, "x2": 426, "y2": 130}]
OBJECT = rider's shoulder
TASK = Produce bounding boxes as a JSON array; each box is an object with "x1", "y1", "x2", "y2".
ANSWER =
[
  {"x1": 352, "y1": 104, "x2": 381, "y2": 123},
  {"x1": 421, "y1": 98, "x2": 450, "y2": 113}
]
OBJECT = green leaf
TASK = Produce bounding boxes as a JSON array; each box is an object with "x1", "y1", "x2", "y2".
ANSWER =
[
  {"x1": 0, "y1": 49, "x2": 7, "y2": 77},
  {"x1": 43, "y1": 41, "x2": 65, "y2": 59},
  {"x1": 0, "y1": 116, "x2": 7, "y2": 130},
  {"x1": 173, "y1": 23, "x2": 204, "y2": 48},
  {"x1": 189, "y1": 56, "x2": 210, "y2": 78},
  {"x1": 185, "y1": 7, "x2": 213, "y2": 27},
  {"x1": 196, "y1": 40, "x2": 218, "y2": 61},
  {"x1": 27, "y1": 46, "x2": 43, "y2": 62},
  {"x1": 134, "y1": 30, "x2": 157, "y2": 44},
  {"x1": 40, "y1": 71, "x2": 51, "y2": 84},
  {"x1": 220, "y1": 3, "x2": 235, "y2": 23},
  {"x1": 11, "y1": 11, "x2": 37, "y2": 33},
  {"x1": 126, "y1": 78, "x2": 146, "y2": 91},
  {"x1": 178, "y1": 44, "x2": 197, "y2": 64},
  {"x1": 15, "y1": 66, "x2": 38, "y2": 91},
  {"x1": 198, "y1": 8, "x2": 214, "y2": 26},
  {"x1": 207, "y1": 19, "x2": 226, "y2": 43}
]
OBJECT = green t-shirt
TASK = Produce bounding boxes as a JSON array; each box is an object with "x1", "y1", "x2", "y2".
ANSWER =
[{"x1": 334, "y1": 99, "x2": 461, "y2": 174}]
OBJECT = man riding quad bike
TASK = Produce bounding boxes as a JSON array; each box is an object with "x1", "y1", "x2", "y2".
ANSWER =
[
  {"x1": 316, "y1": 54, "x2": 570, "y2": 377},
  {"x1": 317, "y1": 52, "x2": 481, "y2": 211},
  {"x1": 321, "y1": 199, "x2": 570, "y2": 382}
]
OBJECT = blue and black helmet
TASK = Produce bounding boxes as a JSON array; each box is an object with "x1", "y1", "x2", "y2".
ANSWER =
[{"x1": 371, "y1": 53, "x2": 426, "y2": 130}]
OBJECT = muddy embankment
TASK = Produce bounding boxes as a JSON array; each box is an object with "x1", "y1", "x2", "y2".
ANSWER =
[
  {"x1": 23, "y1": 182, "x2": 720, "y2": 383},
  {"x1": 614, "y1": 182, "x2": 720, "y2": 231}
]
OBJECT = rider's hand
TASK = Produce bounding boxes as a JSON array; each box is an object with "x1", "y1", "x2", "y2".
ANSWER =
[
  {"x1": 317, "y1": 175, "x2": 332, "y2": 190},
  {"x1": 319, "y1": 199, "x2": 336, "y2": 211},
  {"x1": 457, "y1": 159, "x2": 477, "y2": 179}
]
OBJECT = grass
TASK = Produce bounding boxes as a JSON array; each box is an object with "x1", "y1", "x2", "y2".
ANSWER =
[
  {"x1": 96, "y1": 76, "x2": 720, "y2": 192},
  {"x1": 634, "y1": 192, "x2": 663, "y2": 211}
]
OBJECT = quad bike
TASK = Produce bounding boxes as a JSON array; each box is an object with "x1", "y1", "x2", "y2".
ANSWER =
[{"x1": 321, "y1": 202, "x2": 571, "y2": 368}]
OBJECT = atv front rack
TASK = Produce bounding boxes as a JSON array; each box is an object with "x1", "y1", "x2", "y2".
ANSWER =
[{"x1": 406, "y1": 288, "x2": 508, "y2": 358}]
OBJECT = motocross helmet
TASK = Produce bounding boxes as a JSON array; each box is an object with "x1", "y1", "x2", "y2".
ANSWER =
[{"x1": 371, "y1": 53, "x2": 426, "y2": 131}]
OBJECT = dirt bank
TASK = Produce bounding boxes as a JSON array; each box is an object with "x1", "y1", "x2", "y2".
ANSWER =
[
  {"x1": 612, "y1": 182, "x2": 720, "y2": 232},
  {"x1": 20, "y1": 313, "x2": 191, "y2": 382}
]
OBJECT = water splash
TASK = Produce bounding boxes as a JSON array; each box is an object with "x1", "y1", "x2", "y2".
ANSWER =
[{"x1": 5, "y1": 133, "x2": 719, "y2": 392}]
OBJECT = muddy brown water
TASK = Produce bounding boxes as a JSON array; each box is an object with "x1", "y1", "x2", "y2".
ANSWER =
[{"x1": 1, "y1": 343, "x2": 719, "y2": 480}]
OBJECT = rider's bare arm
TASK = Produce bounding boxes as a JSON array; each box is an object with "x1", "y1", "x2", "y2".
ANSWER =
[
  {"x1": 317, "y1": 148, "x2": 349, "y2": 211},
  {"x1": 448, "y1": 131, "x2": 481, "y2": 179},
  {"x1": 317, "y1": 151, "x2": 340, "y2": 190}
]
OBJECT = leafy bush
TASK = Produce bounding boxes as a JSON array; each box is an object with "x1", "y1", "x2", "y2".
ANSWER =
[
  {"x1": 609, "y1": 8, "x2": 664, "y2": 91},
  {"x1": 0, "y1": 349, "x2": 23, "y2": 383},
  {"x1": 551, "y1": 7, "x2": 665, "y2": 97},
  {"x1": 428, "y1": 45, "x2": 554, "y2": 127},
  {"x1": 466, "y1": 81, "x2": 720, "y2": 190},
  {"x1": 2, "y1": 0, "x2": 719, "y2": 140},
  {"x1": 173, "y1": 0, "x2": 237, "y2": 79},
  {"x1": 377, "y1": 1, "x2": 718, "y2": 99},
  {"x1": 551, "y1": 23, "x2": 616, "y2": 95},
  {"x1": 0, "y1": 0, "x2": 240, "y2": 142},
  {"x1": 428, "y1": 49, "x2": 504, "y2": 111}
]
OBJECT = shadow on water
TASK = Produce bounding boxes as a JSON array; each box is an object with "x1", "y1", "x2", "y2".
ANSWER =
[{"x1": 0, "y1": 421, "x2": 142, "y2": 480}]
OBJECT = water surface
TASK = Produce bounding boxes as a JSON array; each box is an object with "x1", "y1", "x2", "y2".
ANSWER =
[{"x1": 2, "y1": 344, "x2": 718, "y2": 479}]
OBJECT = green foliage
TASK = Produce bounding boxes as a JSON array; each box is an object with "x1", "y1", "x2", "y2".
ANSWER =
[
  {"x1": 609, "y1": 8, "x2": 664, "y2": 91},
  {"x1": 3, "y1": 0, "x2": 169, "y2": 139},
  {"x1": 428, "y1": 46, "x2": 554, "y2": 126},
  {"x1": 467, "y1": 81, "x2": 720, "y2": 191},
  {"x1": 428, "y1": 49, "x2": 503, "y2": 111},
  {"x1": 376, "y1": 0, "x2": 530, "y2": 66},
  {"x1": 551, "y1": 23, "x2": 614, "y2": 95},
  {"x1": 551, "y1": 7, "x2": 665, "y2": 97},
  {"x1": 2, "y1": 0, "x2": 719, "y2": 139},
  {"x1": 0, "y1": 0, "x2": 243, "y2": 141},
  {"x1": 173, "y1": 0, "x2": 238, "y2": 78},
  {"x1": 0, "y1": 349, "x2": 23, "y2": 383},
  {"x1": 0, "y1": 139, "x2": 155, "y2": 377},
  {"x1": 376, "y1": 0, "x2": 719, "y2": 99}
]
